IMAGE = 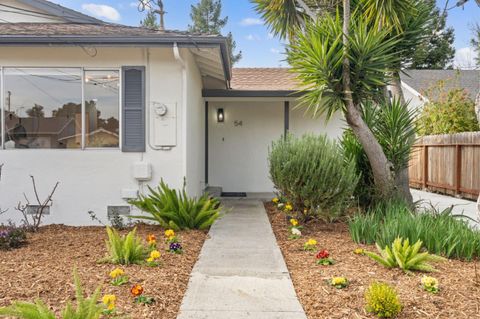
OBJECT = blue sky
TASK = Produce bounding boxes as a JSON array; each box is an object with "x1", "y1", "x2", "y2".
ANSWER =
[{"x1": 53, "y1": 0, "x2": 479, "y2": 68}]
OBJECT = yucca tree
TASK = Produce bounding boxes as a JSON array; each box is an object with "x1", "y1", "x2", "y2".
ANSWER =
[{"x1": 252, "y1": 0, "x2": 430, "y2": 202}]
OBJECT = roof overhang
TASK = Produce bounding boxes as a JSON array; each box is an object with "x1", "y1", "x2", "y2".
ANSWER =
[
  {"x1": 202, "y1": 89, "x2": 303, "y2": 98},
  {"x1": 0, "y1": 35, "x2": 232, "y2": 81}
]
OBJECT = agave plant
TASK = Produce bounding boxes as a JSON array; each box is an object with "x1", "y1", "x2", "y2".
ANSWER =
[
  {"x1": 102, "y1": 227, "x2": 146, "y2": 265},
  {"x1": 366, "y1": 237, "x2": 446, "y2": 272},
  {"x1": 0, "y1": 269, "x2": 103, "y2": 319},
  {"x1": 129, "y1": 180, "x2": 222, "y2": 230}
]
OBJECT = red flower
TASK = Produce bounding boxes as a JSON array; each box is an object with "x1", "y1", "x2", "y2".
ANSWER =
[{"x1": 316, "y1": 249, "x2": 329, "y2": 259}]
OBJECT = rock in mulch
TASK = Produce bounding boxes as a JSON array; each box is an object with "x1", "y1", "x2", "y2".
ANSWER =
[
  {"x1": 0, "y1": 224, "x2": 207, "y2": 319},
  {"x1": 265, "y1": 202, "x2": 480, "y2": 319}
]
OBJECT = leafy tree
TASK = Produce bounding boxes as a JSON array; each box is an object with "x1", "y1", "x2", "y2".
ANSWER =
[
  {"x1": 26, "y1": 104, "x2": 44, "y2": 118},
  {"x1": 141, "y1": 10, "x2": 160, "y2": 29},
  {"x1": 410, "y1": 1, "x2": 455, "y2": 69},
  {"x1": 253, "y1": 0, "x2": 429, "y2": 203},
  {"x1": 472, "y1": 23, "x2": 480, "y2": 66},
  {"x1": 188, "y1": 0, "x2": 242, "y2": 64}
]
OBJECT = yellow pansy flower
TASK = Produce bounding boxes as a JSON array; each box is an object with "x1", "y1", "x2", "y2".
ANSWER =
[
  {"x1": 150, "y1": 250, "x2": 161, "y2": 259},
  {"x1": 290, "y1": 218, "x2": 298, "y2": 227},
  {"x1": 285, "y1": 204, "x2": 293, "y2": 211},
  {"x1": 306, "y1": 239, "x2": 317, "y2": 246},
  {"x1": 102, "y1": 294, "x2": 116, "y2": 310},
  {"x1": 165, "y1": 229, "x2": 175, "y2": 238},
  {"x1": 272, "y1": 197, "x2": 279, "y2": 203},
  {"x1": 331, "y1": 277, "x2": 347, "y2": 286},
  {"x1": 109, "y1": 268, "x2": 124, "y2": 279}
]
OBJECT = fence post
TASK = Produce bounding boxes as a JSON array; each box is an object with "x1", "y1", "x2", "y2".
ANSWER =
[
  {"x1": 455, "y1": 145, "x2": 461, "y2": 196},
  {"x1": 422, "y1": 145, "x2": 428, "y2": 189}
]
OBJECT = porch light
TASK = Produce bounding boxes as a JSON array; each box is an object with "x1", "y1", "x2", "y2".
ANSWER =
[{"x1": 217, "y1": 108, "x2": 224, "y2": 123}]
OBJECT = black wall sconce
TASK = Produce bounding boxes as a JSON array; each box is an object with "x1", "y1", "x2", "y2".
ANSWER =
[{"x1": 217, "y1": 108, "x2": 225, "y2": 123}]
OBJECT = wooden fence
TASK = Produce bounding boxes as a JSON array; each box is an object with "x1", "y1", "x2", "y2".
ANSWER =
[{"x1": 409, "y1": 132, "x2": 480, "y2": 200}]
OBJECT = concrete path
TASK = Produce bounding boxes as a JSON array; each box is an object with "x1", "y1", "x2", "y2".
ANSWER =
[
  {"x1": 177, "y1": 199, "x2": 307, "y2": 319},
  {"x1": 411, "y1": 189, "x2": 479, "y2": 227}
]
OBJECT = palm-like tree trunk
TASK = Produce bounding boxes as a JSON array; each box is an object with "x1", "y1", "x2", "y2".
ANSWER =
[{"x1": 342, "y1": 0, "x2": 395, "y2": 198}]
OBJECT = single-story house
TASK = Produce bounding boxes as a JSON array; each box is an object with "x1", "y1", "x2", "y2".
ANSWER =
[{"x1": 0, "y1": 0, "x2": 478, "y2": 225}]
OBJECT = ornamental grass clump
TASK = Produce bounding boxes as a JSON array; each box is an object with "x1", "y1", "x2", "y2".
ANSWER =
[
  {"x1": 269, "y1": 134, "x2": 358, "y2": 221},
  {"x1": 349, "y1": 199, "x2": 480, "y2": 260},
  {"x1": 366, "y1": 237, "x2": 445, "y2": 273},
  {"x1": 102, "y1": 227, "x2": 146, "y2": 265},
  {"x1": 365, "y1": 282, "x2": 402, "y2": 318},
  {"x1": 129, "y1": 180, "x2": 222, "y2": 230}
]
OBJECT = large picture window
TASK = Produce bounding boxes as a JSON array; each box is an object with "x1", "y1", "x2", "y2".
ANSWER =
[{"x1": 1, "y1": 67, "x2": 120, "y2": 149}]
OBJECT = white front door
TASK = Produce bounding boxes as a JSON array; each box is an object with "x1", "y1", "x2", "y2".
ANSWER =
[{"x1": 208, "y1": 101, "x2": 284, "y2": 192}]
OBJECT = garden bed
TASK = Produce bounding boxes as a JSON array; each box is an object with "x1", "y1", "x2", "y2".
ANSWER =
[
  {"x1": 265, "y1": 202, "x2": 480, "y2": 318},
  {"x1": 0, "y1": 224, "x2": 207, "y2": 319}
]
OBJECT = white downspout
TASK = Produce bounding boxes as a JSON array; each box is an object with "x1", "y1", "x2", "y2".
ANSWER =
[{"x1": 173, "y1": 42, "x2": 188, "y2": 183}]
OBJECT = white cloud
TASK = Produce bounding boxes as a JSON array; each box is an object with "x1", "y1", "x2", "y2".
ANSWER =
[
  {"x1": 453, "y1": 47, "x2": 477, "y2": 70},
  {"x1": 240, "y1": 18, "x2": 263, "y2": 26},
  {"x1": 129, "y1": 1, "x2": 139, "y2": 8},
  {"x1": 270, "y1": 48, "x2": 281, "y2": 54},
  {"x1": 245, "y1": 34, "x2": 261, "y2": 41},
  {"x1": 267, "y1": 32, "x2": 274, "y2": 39},
  {"x1": 81, "y1": 4, "x2": 121, "y2": 21}
]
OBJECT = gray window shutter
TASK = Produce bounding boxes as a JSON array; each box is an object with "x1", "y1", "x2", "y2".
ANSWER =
[{"x1": 122, "y1": 66, "x2": 146, "y2": 152}]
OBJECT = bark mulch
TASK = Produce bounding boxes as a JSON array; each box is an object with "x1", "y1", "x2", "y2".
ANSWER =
[
  {"x1": 265, "y1": 202, "x2": 480, "y2": 319},
  {"x1": 0, "y1": 224, "x2": 207, "y2": 318}
]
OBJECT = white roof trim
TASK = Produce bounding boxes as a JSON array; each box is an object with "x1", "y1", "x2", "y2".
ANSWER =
[{"x1": 401, "y1": 80, "x2": 429, "y2": 103}]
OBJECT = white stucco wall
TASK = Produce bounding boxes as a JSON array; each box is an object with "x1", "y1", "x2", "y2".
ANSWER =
[
  {"x1": 0, "y1": 46, "x2": 203, "y2": 225},
  {"x1": 184, "y1": 51, "x2": 206, "y2": 197},
  {"x1": 207, "y1": 99, "x2": 344, "y2": 193},
  {"x1": 0, "y1": 0, "x2": 65, "y2": 23}
]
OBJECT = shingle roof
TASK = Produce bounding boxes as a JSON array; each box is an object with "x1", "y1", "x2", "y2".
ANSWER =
[
  {"x1": 230, "y1": 68, "x2": 301, "y2": 91},
  {"x1": 0, "y1": 23, "x2": 216, "y2": 38},
  {"x1": 401, "y1": 69, "x2": 480, "y2": 100}
]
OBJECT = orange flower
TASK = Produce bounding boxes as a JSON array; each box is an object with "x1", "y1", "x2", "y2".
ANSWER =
[
  {"x1": 147, "y1": 234, "x2": 156, "y2": 244},
  {"x1": 130, "y1": 284, "x2": 144, "y2": 297}
]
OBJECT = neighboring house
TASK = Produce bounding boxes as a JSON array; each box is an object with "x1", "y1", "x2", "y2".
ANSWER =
[
  {"x1": 0, "y1": 0, "x2": 343, "y2": 225},
  {"x1": 400, "y1": 69, "x2": 480, "y2": 110}
]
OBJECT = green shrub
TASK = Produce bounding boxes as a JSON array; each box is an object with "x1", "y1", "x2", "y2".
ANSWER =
[
  {"x1": 130, "y1": 180, "x2": 222, "y2": 230},
  {"x1": 417, "y1": 86, "x2": 479, "y2": 136},
  {"x1": 269, "y1": 134, "x2": 359, "y2": 221},
  {"x1": 0, "y1": 269, "x2": 103, "y2": 319},
  {"x1": 365, "y1": 282, "x2": 402, "y2": 318},
  {"x1": 102, "y1": 227, "x2": 146, "y2": 265},
  {"x1": 366, "y1": 237, "x2": 445, "y2": 272},
  {"x1": 341, "y1": 100, "x2": 416, "y2": 206},
  {"x1": 349, "y1": 200, "x2": 480, "y2": 260},
  {"x1": 0, "y1": 223, "x2": 27, "y2": 250}
]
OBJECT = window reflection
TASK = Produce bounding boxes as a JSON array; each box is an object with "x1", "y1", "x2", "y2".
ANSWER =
[
  {"x1": 84, "y1": 70, "x2": 120, "y2": 148},
  {"x1": 4, "y1": 68, "x2": 82, "y2": 149}
]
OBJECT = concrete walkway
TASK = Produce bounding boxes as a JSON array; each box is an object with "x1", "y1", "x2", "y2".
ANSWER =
[
  {"x1": 411, "y1": 189, "x2": 479, "y2": 227},
  {"x1": 177, "y1": 199, "x2": 307, "y2": 319}
]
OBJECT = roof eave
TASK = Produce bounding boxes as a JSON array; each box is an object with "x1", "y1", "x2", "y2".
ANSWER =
[{"x1": 0, "y1": 34, "x2": 232, "y2": 81}]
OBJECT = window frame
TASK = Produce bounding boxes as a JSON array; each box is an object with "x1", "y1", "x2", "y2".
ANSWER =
[{"x1": 0, "y1": 66, "x2": 122, "y2": 150}]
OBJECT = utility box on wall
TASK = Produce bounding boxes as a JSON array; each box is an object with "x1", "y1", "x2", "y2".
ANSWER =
[{"x1": 151, "y1": 102, "x2": 177, "y2": 148}]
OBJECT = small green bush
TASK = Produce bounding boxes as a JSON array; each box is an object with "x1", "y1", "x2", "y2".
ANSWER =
[
  {"x1": 0, "y1": 269, "x2": 103, "y2": 319},
  {"x1": 130, "y1": 180, "x2": 222, "y2": 230},
  {"x1": 0, "y1": 223, "x2": 27, "y2": 250},
  {"x1": 366, "y1": 237, "x2": 445, "y2": 272},
  {"x1": 417, "y1": 87, "x2": 479, "y2": 135},
  {"x1": 365, "y1": 282, "x2": 402, "y2": 318},
  {"x1": 102, "y1": 227, "x2": 146, "y2": 265},
  {"x1": 349, "y1": 200, "x2": 480, "y2": 260},
  {"x1": 269, "y1": 134, "x2": 359, "y2": 220}
]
